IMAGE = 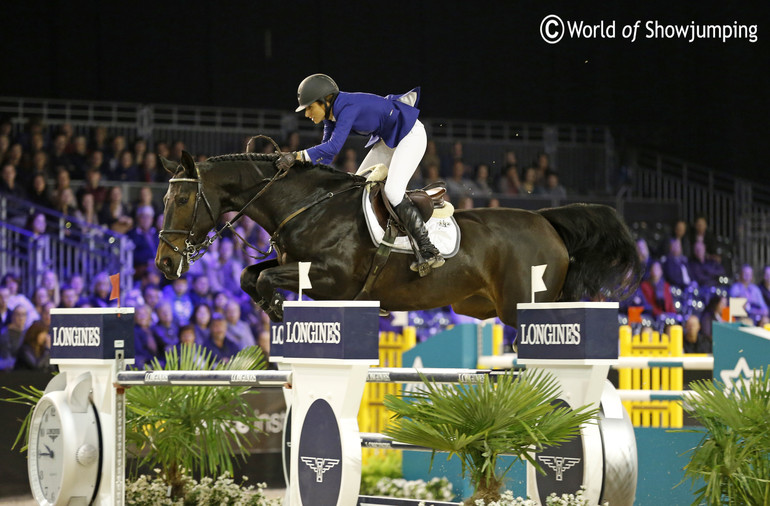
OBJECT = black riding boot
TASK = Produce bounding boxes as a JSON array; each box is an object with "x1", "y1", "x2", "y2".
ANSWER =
[{"x1": 394, "y1": 197, "x2": 445, "y2": 274}]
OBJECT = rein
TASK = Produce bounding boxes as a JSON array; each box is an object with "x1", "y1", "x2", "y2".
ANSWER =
[{"x1": 159, "y1": 140, "x2": 365, "y2": 266}]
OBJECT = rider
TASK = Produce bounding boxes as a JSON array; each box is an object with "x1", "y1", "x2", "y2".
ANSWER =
[{"x1": 277, "y1": 73, "x2": 444, "y2": 273}]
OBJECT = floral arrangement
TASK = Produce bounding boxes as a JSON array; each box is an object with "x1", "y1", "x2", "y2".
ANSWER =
[{"x1": 124, "y1": 471, "x2": 280, "y2": 506}]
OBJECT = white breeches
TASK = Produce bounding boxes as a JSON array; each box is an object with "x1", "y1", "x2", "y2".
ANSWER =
[{"x1": 358, "y1": 119, "x2": 427, "y2": 205}]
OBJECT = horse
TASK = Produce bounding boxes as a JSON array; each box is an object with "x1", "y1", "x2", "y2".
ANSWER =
[{"x1": 155, "y1": 151, "x2": 641, "y2": 325}]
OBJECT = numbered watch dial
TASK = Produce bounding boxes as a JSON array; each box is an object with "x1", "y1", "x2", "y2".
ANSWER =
[{"x1": 32, "y1": 402, "x2": 64, "y2": 503}]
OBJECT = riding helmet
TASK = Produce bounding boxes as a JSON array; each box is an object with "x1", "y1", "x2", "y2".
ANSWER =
[{"x1": 295, "y1": 74, "x2": 339, "y2": 112}]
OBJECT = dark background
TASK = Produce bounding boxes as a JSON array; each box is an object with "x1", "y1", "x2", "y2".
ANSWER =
[{"x1": 0, "y1": 1, "x2": 767, "y2": 181}]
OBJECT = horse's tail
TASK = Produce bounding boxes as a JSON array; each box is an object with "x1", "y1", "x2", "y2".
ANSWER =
[{"x1": 537, "y1": 203, "x2": 642, "y2": 302}]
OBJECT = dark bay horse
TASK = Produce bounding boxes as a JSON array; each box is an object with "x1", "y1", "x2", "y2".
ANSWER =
[{"x1": 155, "y1": 151, "x2": 641, "y2": 325}]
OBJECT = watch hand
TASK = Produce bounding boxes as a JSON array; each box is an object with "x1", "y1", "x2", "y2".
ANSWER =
[{"x1": 43, "y1": 444, "x2": 55, "y2": 458}]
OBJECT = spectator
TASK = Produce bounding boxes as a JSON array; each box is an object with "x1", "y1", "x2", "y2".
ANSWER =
[
  {"x1": 140, "y1": 152, "x2": 167, "y2": 183},
  {"x1": 690, "y1": 215, "x2": 718, "y2": 257},
  {"x1": 59, "y1": 284, "x2": 79, "y2": 309},
  {"x1": 683, "y1": 314, "x2": 711, "y2": 354},
  {"x1": 49, "y1": 133, "x2": 73, "y2": 177},
  {"x1": 14, "y1": 321, "x2": 51, "y2": 371},
  {"x1": 30, "y1": 151, "x2": 52, "y2": 179},
  {"x1": 31, "y1": 287, "x2": 51, "y2": 321},
  {"x1": 729, "y1": 264, "x2": 769, "y2": 325},
  {"x1": 224, "y1": 301, "x2": 257, "y2": 349},
  {"x1": 132, "y1": 138, "x2": 148, "y2": 167},
  {"x1": 662, "y1": 238, "x2": 692, "y2": 289},
  {"x1": 0, "y1": 305, "x2": 29, "y2": 367},
  {"x1": 77, "y1": 167, "x2": 109, "y2": 212},
  {"x1": 152, "y1": 301, "x2": 179, "y2": 352},
  {"x1": 54, "y1": 187, "x2": 81, "y2": 218},
  {"x1": 689, "y1": 241, "x2": 725, "y2": 288},
  {"x1": 423, "y1": 163, "x2": 441, "y2": 187},
  {"x1": 519, "y1": 166, "x2": 538, "y2": 196},
  {"x1": 0, "y1": 163, "x2": 27, "y2": 199},
  {"x1": 67, "y1": 274, "x2": 87, "y2": 306},
  {"x1": 211, "y1": 290, "x2": 231, "y2": 318},
  {"x1": 88, "y1": 272, "x2": 113, "y2": 308},
  {"x1": 127, "y1": 205, "x2": 159, "y2": 280},
  {"x1": 636, "y1": 238, "x2": 652, "y2": 278},
  {"x1": 68, "y1": 135, "x2": 89, "y2": 177},
  {"x1": 133, "y1": 186, "x2": 162, "y2": 217},
  {"x1": 191, "y1": 303, "x2": 212, "y2": 346},
  {"x1": 89, "y1": 126, "x2": 108, "y2": 153},
  {"x1": 208, "y1": 238, "x2": 243, "y2": 295},
  {"x1": 1, "y1": 273, "x2": 38, "y2": 325},
  {"x1": 162, "y1": 277, "x2": 193, "y2": 325},
  {"x1": 497, "y1": 164, "x2": 521, "y2": 195},
  {"x1": 759, "y1": 265, "x2": 770, "y2": 309},
  {"x1": 457, "y1": 196, "x2": 474, "y2": 209},
  {"x1": 41, "y1": 270, "x2": 61, "y2": 308},
  {"x1": 98, "y1": 186, "x2": 133, "y2": 233},
  {"x1": 699, "y1": 294, "x2": 726, "y2": 343},
  {"x1": 178, "y1": 324, "x2": 197, "y2": 346},
  {"x1": 672, "y1": 220, "x2": 692, "y2": 259},
  {"x1": 0, "y1": 286, "x2": 11, "y2": 329},
  {"x1": 204, "y1": 317, "x2": 239, "y2": 363},
  {"x1": 473, "y1": 163, "x2": 494, "y2": 198},
  {"x1": 133, "y1": 304, "x2": 160, "y2": 369},
  {"x1": 103, "y1": 135, "x2": 127, "y2": 180},
  {"x1": 155, "y1": 140, "x2": 170, "y2": 160},
  {"x1": 189, "y1": 274, "x2": 213, "y2": 308},
  {"x1": 84, "y1": 150, "x2": 106, "y2": 179},
  {"x1": 117, "y1": 149, "x2": 140, "y2": 181},
  {"x1": 78, "y1": 193, "x2": 100, "y2": 229},
  {"x1": 537, "y1": 169, "x2": 566, "y2": 198},
  {"x1": 619, "y1": 283, "x2": 654, "y2": 322},
  {"x1": 641, "y1": 260, "x2": 676, "y2": 317},
  {"x1": 28, "y1": 173, "x2": 55, "y2": 209},
  {"x1": 142, "y1": 284, "x2": 162, "y2": 313},
  {"x1": 533, "y1": 152, "x2": 552, "y2": 185},
  {"x1": 445, "y1": 160, "x2": 477, "y2": 202}
]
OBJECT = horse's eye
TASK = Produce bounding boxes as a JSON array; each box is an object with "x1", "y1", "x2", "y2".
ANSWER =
[{"x1": 177, "y1": 197, "x2": 189, "y2": 205}]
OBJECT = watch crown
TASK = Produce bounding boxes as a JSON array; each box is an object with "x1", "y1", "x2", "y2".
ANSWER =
[{"x1": 76, "y1": 444, "x2": 98, "y2": 466}]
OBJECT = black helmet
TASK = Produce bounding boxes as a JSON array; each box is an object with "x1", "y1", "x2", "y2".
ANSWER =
[{"x1": 295, "y1": 74, "x2": 339, "y2": 112}]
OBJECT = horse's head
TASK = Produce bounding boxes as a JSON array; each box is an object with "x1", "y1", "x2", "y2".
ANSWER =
[{"x1": 155, "y1": 151, "x2": 220, "y2": 279}]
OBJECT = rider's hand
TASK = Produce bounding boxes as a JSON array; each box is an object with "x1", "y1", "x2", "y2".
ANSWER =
[{"x1": 276, "y1": 152, "x2": 296, "y2": 171}]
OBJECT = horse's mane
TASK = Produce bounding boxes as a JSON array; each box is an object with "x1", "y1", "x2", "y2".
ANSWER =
[{"x1": 205, "y1": 152, "x2": 365, "y2": 182}]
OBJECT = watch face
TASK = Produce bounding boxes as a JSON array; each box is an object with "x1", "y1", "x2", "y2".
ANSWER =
[{"x1": 32, "y1": 403, "x2": 64, "y2": 503}]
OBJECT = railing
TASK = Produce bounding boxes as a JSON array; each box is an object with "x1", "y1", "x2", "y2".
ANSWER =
[
  {"x1": 0, "y1": 96, "x2": 615, "y2": 193},
  {"x1": 0, "y1": 194, "x2": 134, "y2": 296},
  {"x1": 629, "y1": 149, "x2": 770, "y2": 273}
]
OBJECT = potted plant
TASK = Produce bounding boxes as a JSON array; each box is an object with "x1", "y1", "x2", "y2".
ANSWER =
[
  {"x1": 383, "y1": 369, "x2": 597, "y2": 504},
  {"x1": 680, "y1": 366, "x2": 770, "y2": 505}
]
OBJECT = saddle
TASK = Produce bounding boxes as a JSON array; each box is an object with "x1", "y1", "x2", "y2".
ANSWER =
[{"x1": 363, "y1": 164, "x2": 452, "y2": 233}]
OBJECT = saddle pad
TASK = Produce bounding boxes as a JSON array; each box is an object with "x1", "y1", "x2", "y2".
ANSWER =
[{"x1": 362, "y1": 186, "x2": 461, "y2": 257}]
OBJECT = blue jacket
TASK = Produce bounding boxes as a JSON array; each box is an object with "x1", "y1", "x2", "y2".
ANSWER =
[{"x1": 305, "y1": 88, "x2": 421, "y2": 165}]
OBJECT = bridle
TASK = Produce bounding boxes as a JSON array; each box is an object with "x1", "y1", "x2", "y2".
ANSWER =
[
  {"x1": 158, "y1": 135, "x2": 365, "y2": 271},
  {"x1": 158, "y1": 148, "x2": 289, "y2": 269}
]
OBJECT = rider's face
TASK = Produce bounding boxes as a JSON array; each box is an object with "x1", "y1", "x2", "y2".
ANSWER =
[{"x1": 305, "y1": 102, "x2": 326, "y2": 124}]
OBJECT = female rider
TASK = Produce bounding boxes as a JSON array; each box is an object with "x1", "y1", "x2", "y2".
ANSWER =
[{"x1": 277, "y1": 73, "x2": 444, "y2": 274}]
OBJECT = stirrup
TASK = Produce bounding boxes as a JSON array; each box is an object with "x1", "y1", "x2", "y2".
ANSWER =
[{"x1": 409, "y1": 253, "x2": 445, "y2": 277}]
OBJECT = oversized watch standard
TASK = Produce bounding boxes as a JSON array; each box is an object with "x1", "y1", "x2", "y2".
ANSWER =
[{"x1": 28, "y1": 372, "x2": 102, "y2": 506}]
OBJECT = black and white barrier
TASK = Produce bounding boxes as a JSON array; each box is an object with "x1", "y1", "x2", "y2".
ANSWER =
[{"x1": 42, "y1": 302, "x2": 637, "y2": 506}]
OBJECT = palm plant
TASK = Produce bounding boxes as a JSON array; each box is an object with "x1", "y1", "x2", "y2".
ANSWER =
[
  {"x1": 680, "y1": 367, "x2": 770, "y2": 505},
  {"x1": 383, "y1": 369, "x2": 597, "y2": 504},
  {"x1": 126, "y1": 344, "x2": 267, "y2": 499}
]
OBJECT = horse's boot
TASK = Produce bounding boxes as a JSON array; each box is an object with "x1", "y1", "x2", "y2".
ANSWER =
[{"x1": 394, "y1": 197, "x2": 445, "y2": 275}]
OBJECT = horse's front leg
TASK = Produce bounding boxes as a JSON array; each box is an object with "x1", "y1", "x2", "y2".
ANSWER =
[
  {"x1": 255, "y1": 261, "x2": 335, "y2": 321},
  {"x1": 240, "y1": 259, "x2": 280, "y2": 313}
]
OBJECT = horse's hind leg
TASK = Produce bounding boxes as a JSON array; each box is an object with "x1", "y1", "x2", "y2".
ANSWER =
[{"x1": 240, "y1": 259, "x2": 280, "y2": 311}]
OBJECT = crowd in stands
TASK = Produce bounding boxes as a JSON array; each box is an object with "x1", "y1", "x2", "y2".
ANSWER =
[
  {"x1": 621, "y1": 215, "x2": 770, "y2": 354},
  {"x1": 1, "y1": 117, "x2": 767, "y2": 370}
]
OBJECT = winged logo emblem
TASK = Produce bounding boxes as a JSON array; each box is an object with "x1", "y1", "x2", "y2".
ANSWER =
[
  {"x1": 301, "y1": 456, "x2": 340, "y2": 482},
  {"x1": 537, "y1": 455, "x2": 581, "y2": 481}
]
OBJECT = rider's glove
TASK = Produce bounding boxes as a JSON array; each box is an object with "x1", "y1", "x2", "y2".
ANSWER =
[{"x1": 276, "y1": 152, "x2": 297, "y2": 171}]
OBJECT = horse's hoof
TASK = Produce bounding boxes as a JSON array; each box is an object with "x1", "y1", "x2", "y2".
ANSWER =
[{"x1": 379, "y1": 309, "x2": 390, "y2": 317}]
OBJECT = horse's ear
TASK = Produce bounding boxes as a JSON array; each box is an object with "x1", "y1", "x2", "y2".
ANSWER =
[
  {"x1": 159, "y1": 155, "x2": 178, "y2": 175},
  {"x1": 180, "y1": 151, "x2": 196, "y2": 177}
]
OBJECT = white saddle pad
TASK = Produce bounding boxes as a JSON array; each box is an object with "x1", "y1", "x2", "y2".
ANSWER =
[{"x1": 362, "y1": 186, "x2": 461, "y2": 257}]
